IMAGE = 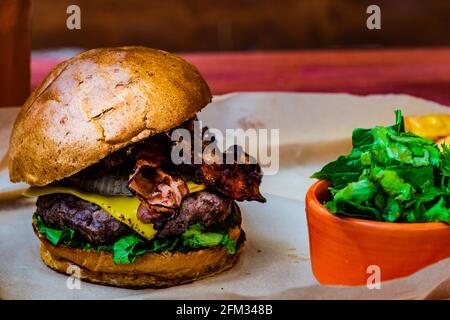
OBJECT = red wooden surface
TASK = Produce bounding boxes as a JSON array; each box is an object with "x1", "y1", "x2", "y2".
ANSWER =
[{"x1": 31, "y1": 48, "x2": 450, "y2": 106}]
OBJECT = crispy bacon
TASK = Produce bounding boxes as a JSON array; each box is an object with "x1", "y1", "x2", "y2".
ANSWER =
[
  {"x1": 126, "y1": 132, "x2": 191, "y2": 226},
  {"x1": 129, "y1": 117, "x2": 265, "y2": 228},
  {"x1": 128, "y1": 154, "x2": 189, "y2": 226},
  {"x1": 190, "y1": 145, "x2": 266, "y2": 202},
  {"x1": 176, "y1": 121, "x2": 266, "y2": 202},
  {"x1": 196, "y1": 164, "x2": 265, "y2": 202}
]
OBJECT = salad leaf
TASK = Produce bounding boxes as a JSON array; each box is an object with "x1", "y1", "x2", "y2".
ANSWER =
[
  {"x1": 421, "y1": 197, "x2": 449, "y2": 222},
  {"x1": 312, "y1": 110, "x2": 450, "y2": 224},
  {"x1": 34, "y1": 217, "x2": 237, "y2": 265},
  {"x1": 112, "y1": 235, "x2": 144, "y2": 264},
  {"x1": 370, "y1": 168, "x2": 413, "y2": 201},
  {"x1": 385, "y1": 165, "x2": 434, "y2": 191},
  {"x1": 331, "y1": 178, "x2": 377, "y2": 204},
  {"x1": 440, "y1": 143, "x2": 450, "y2": 177},
  {"x1": 35, "y1": 215, "x2": 78, "y2": 246},
  {"x1": 111, "y1": 223, "x2": 236, "y2": 264},
  {"x1": 181, "y1": 223, "x2": 236, "y2": 254},
  {"x1": 310, "y1": 152, "x2": 364, "y2": 189},
  {"x1": 325, "y1": 198, "x2": 381, "y2": 220}
]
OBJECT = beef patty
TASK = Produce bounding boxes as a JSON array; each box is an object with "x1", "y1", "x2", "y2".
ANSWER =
[
  {"x1": 156, "y1": 191, "x2": 234, "y2": 238},
  {"x1": 36, "y1": 194, "x2": 131, "y2": 244},
  {"x1": 36, "y1": 191, "x2": 237, "y2": 245}
]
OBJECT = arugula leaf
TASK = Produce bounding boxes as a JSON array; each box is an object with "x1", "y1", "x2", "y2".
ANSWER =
[{"x1": 311, "y1": 110, "x2": 450, "y2": 224}]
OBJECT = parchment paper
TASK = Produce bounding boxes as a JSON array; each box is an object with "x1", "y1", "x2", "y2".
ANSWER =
[{"x1": 0, "y1": 93, "x2": 449, "y2": 299}]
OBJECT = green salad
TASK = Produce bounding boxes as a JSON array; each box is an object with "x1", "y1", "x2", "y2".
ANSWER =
[{"x1": 312, "y1": 110, "x2": 450, "y2": 224}]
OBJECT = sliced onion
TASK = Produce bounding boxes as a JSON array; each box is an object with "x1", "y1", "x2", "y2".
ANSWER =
[{"x1": 74, "y1": 173, "x2": 132, "y2": 196}]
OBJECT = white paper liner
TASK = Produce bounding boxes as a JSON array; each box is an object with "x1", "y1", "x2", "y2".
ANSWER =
[{"x1": 0, "y1": 93, "x2": 448, "y2": 299}]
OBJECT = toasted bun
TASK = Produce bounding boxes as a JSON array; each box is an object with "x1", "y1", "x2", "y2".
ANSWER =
[
  {"x1": 36, "y1": 225, "x2": 243, "y2": 288},
  {"x1": 9, "y1": 46, "x2": 212, "y2": 186}
]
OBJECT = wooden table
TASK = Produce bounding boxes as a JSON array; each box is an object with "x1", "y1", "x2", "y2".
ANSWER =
[{"x1": 31, "y1": 47, "x2": 450, "y2": 106}]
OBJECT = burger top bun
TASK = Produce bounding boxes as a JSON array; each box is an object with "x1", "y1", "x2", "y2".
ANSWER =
[{"x1": 9, "y1": 47, "x2": 212, "y2": 186}]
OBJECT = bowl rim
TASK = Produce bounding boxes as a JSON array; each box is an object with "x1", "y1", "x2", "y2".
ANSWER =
[{"x1": 307, "y1": 180, "x2": 450, "y2": 231}]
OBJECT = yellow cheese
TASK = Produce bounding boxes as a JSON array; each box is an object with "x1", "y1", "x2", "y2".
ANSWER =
[
  {"x1": 23, "y1": 181, "x2": 205, "y2": 240},
  {"x1": 187, "y1": 180, "x2": 206, "y2": 193},
  {"x1": 24, "y1": 186, "x2": 157, "y2": 240}
]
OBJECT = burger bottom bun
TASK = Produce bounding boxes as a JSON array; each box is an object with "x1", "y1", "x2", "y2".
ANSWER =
[{"x1": 37, "y1": 226, "x2": 244, "y2": 289}]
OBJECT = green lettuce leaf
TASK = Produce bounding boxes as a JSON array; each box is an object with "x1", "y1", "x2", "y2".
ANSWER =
[
  {"x1": 440, "y1": 143, "x2": 450, "y2": 177},
  {"x1": 33, "y1": 216, "x2": 237, "y2": 265},
  {"x1": 181, "y1": 223, "x2": 236, "y2": 254},
  {"x1": 310, "y1": 152, "x2": 364, "y2": 189},
  {"x1": 311, "y1": 110, "x2": 450, "y2": 224},
  {"x1": 112, "y1": 235, "x2": 144, "y2": 264},
  {"x1": 110, "y1": 223, "x2": 236, "y2": 264},
  {"x1": 34, "y1": 215, "x2": 78, "y2": 246}
]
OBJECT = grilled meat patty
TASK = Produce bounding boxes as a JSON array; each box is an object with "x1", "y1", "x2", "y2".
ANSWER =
[
  {"x1": 36, "y1": 194, "x2": 131, "y2": 245},
  {"x1": 36, "y1": 190, "x2": 237, "y2": 244},
  {"x1": 156, "y1": 191, "x2": 234, "y2": 238}
]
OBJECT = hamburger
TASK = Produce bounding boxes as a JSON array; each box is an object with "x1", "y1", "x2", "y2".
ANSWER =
[{"x1": 8, "y1": 47, "x2": 266, "y2": 288}]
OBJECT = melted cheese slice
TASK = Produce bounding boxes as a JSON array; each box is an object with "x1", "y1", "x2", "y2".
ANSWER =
[
  {"x1": 24, "y1": 181, "x2": 205, "y2": 240},
  {"x1": 186, "y1": 180, "x2": 206, "y2": 193}
]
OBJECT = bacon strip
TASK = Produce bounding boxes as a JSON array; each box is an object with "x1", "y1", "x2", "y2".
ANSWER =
[
  {"x1": 192, "y1": 145, "x2": 266, "y2": 202},
  {"x1": 128, "y1": 139, "x2": 189, "y2": 225},
  {"x1": 176, "y1": 121, "x2": 267, "y2": 202},
  {"x1": 130, "y1": 118, "x2": 266, "y2": 229}
]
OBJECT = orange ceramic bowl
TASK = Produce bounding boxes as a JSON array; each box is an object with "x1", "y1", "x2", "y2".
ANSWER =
[{"x1": 305, "y1": 180, "x2": 450, "y2": 286}]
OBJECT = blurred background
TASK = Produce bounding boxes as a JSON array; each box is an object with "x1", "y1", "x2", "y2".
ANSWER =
[
  {"x1": 32, "y1": 0, "x2": 450, "y2": 51},
  {"x1": 2, "y1": 0, "x2": 450, "y2": 107}
]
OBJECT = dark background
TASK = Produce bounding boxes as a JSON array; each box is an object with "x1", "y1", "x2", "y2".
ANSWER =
[{"x1": 32, "y1": 0, "x2": 450, "y2": 52}]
